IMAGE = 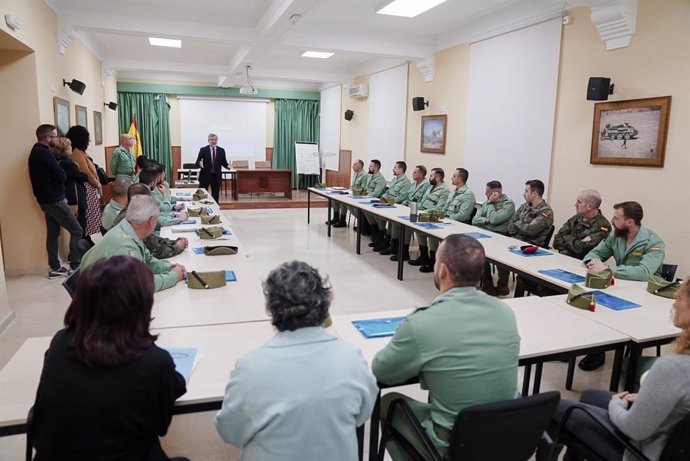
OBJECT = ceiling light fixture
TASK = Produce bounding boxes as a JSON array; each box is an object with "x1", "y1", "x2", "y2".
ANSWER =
[
  {"x1": 148, "y1": 37, "x2": 181, "y2": 48},
  {"x1": 301, "y1": 51, "x2": 334, "y2": 59},
  {"x1": 375, "y1": 0, "x2": 448, "y2": 18}
]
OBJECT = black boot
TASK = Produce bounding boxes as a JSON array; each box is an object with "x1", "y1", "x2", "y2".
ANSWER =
[
  {"x1": 359, "y1": 218, "x2": 372, "y2": 236},
  {"x1": 373, "y1": 234, "x2": 390, "y2": 252},
  {"x1": 390, "y1": 243, "x2": 410, "y2": 261},
  {"x1": 325, "y1": 212, "x2": 340, "y2": 225},
  {"x1": 379, "y1": 238, "x2": 398, "y2": 255},
  {"x1": 408, "y1": 246, "x2": 429, "y2": 266},
  {"x1": 419, "y1": 251, "x2": 435, "y2": 273},
  {"x1": 332, "y1": 215, "x2": 347, "y2": 228},
  {"x1": 368, "y1": 225, "x2": 383, "y2": 247}
]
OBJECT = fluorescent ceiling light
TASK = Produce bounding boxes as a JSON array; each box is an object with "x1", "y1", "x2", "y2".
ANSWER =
[
  {"x1": 148, "y1": 37, "x2": 181, "y2": 48},
  {"x1": 376, "y1": 0, "x2": 448, "y2": 18},
  {"x1": 301, "y1": 51, "x2": 334, "y2": 59}
]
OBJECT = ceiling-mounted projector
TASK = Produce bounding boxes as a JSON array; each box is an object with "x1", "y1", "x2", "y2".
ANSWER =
[
  {"x1": 238, "y1": 64, "x2": 257, "y2": 95},
  {"x1": 239, "y1": 86, "x2": 258, "y2": 95}
]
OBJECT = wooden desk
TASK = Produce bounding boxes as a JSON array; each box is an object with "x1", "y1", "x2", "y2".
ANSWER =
[{"x1": 235, "y1": 169, "x2": 292, "y2": 200}]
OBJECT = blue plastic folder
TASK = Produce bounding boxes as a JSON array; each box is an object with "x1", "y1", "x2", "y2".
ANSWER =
[
  {"x1": 352, "y1": 316, "x2": 405, "y2": 338},
  {"x1": 371, "y1": 203, "x2": 395, "y2": 208},
  {"x1": 225, "y1": 270, "x2": 237, "y2": 282},
  {"x1": 461, "y1": 232, "x2": 491, "y2": 240},
  {"x1": 192, "y1": 247, "x2": 205, "y2": 255},
  {"x1": 587, "y1": 291, "x2": 640, "y2": 311},
  {"x1": 350, "y1": 195, "x2": 367, "y2": 199},
  {"x1": 179, "y1": 219, "x2": 196, "y2": 225},
  {"x1": 538, "y1": 269, "x2": 586, "y2": 284},
  {"x1": 165, "y1": 347, "x2": 197, "y2": 384},
  {"x1": 415, "y1": 222, "x2": 443, "y2": 230},
  {"x1": 508, "y1": 248, "x2": 553, "y2": 257}
]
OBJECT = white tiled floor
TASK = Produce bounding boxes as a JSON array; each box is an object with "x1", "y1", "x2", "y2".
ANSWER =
[{"x1": 1, "y1": 208, "x2": 621, "y2": 460}]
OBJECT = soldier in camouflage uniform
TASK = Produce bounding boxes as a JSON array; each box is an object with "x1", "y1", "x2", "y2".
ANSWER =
[
  {"x1": 491, "y1": 179, "x2": 554, "y2": 296},
  {"x1": 420, "y1": 168, "x2": 476, "y2": 273},
  {"x1": 328, "y1": 159, "x2": 368, "y2": 227},
  {"x1": 377, "y1": 165, "x2": 430, "y2": 255},
  {"x1": 553, "y1": 190, "x2": 610, "y2": 260},
  {"x1": 367, "y1": 161, "x2": 411, "y2": 248}
]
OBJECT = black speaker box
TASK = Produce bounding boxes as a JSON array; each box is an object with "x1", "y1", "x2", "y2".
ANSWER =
[
  {"x1": 344, "y1": 109, "x2": 354, "y2": 121},
  {"x1": 412, "y1": 97, "x2": 426, "y2": 111},
  {"x1": 587, "y1": 77, "x2": 611, "y2": 101}
]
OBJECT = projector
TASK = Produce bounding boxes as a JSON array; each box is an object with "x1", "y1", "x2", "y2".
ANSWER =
[{"x1": 239, "y1": 86, "x2": 258, "y2": 95}]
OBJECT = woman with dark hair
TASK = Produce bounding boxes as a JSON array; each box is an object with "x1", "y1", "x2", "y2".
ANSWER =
[
  {"x1": 66, "y1": 125, "x2": 103, "y2": 245},
  {"x1": 546, "y1": 278, "x2": 690, "y2": 461},
  {"x1": 29, "y1": 256, "x2": 188, "y2": 461},
  {"x1": 51, "y1": 137, "x2": 87, "y2": 218},
  {"x1": 215, "y1": 261, "x2": 378, "y2": 461}
]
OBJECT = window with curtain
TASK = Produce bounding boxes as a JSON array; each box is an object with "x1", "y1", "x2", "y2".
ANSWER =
[
  {"x1": 273, "y1": 99, "x2": 320, "y2": 187},
  {"x1": 117, "y1": 92, "x2": 173, "y2": 182}
]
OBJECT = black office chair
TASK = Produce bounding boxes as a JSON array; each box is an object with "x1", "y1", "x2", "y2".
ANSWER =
[
  {"x1": 378, "y1": 391, "x2": 561, "y2": 461},
  {"x1": 546, "y1": 405, "x2": 690, "y2": 461},
  {"x1": 661, "y1": 263, "x2": 678, "y2": 282},
  {"x1": 541, "y1": 225, "x2": 556, "y2": 250},
  {"x1": 61, "y1": 268, "x2": 80, "y2": 298}
]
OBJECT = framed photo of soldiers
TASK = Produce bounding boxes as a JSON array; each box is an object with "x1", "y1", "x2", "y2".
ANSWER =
[
  {"x1": 590, "y1": 96, "x2": 671, "y2": 167},
  {"x1": 53, "y1": 97, "x2": 70, "y2": 136},
  {"x1": 420, "y1": 115, "x2": 447, "y2": 154}
]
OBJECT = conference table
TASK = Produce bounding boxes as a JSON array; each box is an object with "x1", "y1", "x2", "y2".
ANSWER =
[{"x1": 176, "y1": 168, "x2": 238, "y2": 199}]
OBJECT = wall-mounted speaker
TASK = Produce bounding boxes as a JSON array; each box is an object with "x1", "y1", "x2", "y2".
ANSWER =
[
  {"x1": 587, "y1": 77, "x2": 613, "y2": 101},
  {"x1": 344, "y1": 109, "x2": 354, "y2": 121},
  {"x1": 63, "y1": 78, "x2": 86, "y2": 95},
  {"x1": 412, "y1": 97, "x2": 428, "y2": 111}
]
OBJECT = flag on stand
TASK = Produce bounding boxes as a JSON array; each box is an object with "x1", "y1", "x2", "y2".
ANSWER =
[{"x1": 128, "y1": 113, "x2": 143, "y2": 158}]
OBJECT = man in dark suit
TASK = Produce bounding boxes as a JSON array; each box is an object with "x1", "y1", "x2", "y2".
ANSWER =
[{"x1": 196, "y1": 133, "x2": 229, "y2": 202}]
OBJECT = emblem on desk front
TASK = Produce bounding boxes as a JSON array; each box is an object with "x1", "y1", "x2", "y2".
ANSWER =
[{"x1": 260, "y1": 176, "x2": 268, "y2": 188}]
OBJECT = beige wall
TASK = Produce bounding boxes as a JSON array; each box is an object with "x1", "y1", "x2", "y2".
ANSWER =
[
  {"x1": 0, "y1": 0, "x2": 115, "y2": 273},
  {"x1": 340, "y1": 75, "x2": 370, "y2": 162}
]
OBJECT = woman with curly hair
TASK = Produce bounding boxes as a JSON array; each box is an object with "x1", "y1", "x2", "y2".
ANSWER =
[
  {"x1": 214, "y1": 261, "x2": 379, "y2": 461},
  {"x1": 546, "y1": 278, "x2": 690, "y2": 461},
  {"x1": 51, "y1": 137, "x2": 87, "y2": 217},
  {"x1": 66, "y1": 125, "x2": 103, "y2": 245}
]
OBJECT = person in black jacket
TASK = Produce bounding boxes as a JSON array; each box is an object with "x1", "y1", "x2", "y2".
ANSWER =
[
  {"x1": 52, "y1": 137, "x2": 87, "y2": 221},
  {"x1": 28, "y1": 124, "x2": 87, "y2": 278},
  {"x1": 195, "y1": 133, "x2": 229, "y2": 202},
  {"x1": 29, "y1": 256, "x2": 189, "y2": 461}
]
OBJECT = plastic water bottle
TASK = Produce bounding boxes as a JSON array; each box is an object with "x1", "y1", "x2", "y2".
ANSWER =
[{"x1": 409, "y1": 202, "x2": 418, "y2": 223}]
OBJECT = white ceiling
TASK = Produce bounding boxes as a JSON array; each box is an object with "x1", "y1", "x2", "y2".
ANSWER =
[{"x1": 44, "y1": 0, "x2": 606, "y2": 91}]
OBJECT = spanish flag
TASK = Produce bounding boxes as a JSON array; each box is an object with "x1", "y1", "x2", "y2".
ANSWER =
[{"x1": 128, "y1": 113, "x2": 143, "y2": 158}]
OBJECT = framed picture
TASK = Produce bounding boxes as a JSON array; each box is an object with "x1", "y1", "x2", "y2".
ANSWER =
[
  {"x1": 75, "y1": 105, "x2": 88, "y2": 129},
  {"x1": 420, "y1": 115, "x2": 447, "y2": 154},
  {"x1": 93, "y1": 111, "x2": 103, "y2": 145},
  {"x1": 591, "y1": 96, "x2": 671, "y2": 167},
  {"x1": 53, "y1": 97, "x2": 70, "y2": 136}
]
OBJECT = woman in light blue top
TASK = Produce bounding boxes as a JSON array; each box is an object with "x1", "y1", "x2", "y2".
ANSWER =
[{"x1": 215, "y1": 261, "x2": 379, "y2": 461}]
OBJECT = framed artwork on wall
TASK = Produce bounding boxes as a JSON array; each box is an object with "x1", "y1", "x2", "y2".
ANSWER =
[
  {"x1": 93, "y1": 111, "x2": 103, "y2": 145},
  {"x1": 590, "y1": 96, "x2": 671, "y2": 167},
  {"x1": 75, "y1": 105, "x2": 88, "y2": 129},
  {"x1": 53, "y1": 97, "x2": 70, "y2": 136},
  {"x1": 420, "y1": 115, "x2": 447, "y2": 154}
]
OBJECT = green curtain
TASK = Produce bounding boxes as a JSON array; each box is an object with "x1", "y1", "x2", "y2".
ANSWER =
[
  {"x1": 117, "y1": 92, "x2": 173, "y2": 182},
  {"x1": 273, "y1": 99, "x2": 320, "y2": 186}
]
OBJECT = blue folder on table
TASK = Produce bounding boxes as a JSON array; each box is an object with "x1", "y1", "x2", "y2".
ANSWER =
[
  {"x1": 461, "y1": 232, "x2": 491, "y2": 239},
  {"x1": 538, "y1": 269, "x2": 586, "y2": 284},
  {"x1": 509, "y1": 248, "x2": 553, "y2": 257},
  {"x1": 352, "y1": 316, "x2": 405, "y2": 338},
  {"x1": 165, "y1": 347, "x2": 197, "y2": 384},
  {"x1": 351, "y1": 195, "x2": 367, "y2": 199},
  {"x1": 587, "y1": 291, "x2": 640, "y2": 310},
  {"x1": 415, "y1": 222, "x2": 443, "y2": 230}
]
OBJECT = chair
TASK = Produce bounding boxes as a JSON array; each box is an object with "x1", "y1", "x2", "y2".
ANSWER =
[
  {"x1": 254, "y1": 160, "x2": 271, "y2": 169},
  {"x1": 180, "y1": 163, "x2": 199, "y2": 184},
  {"x1": 541, "y1": 225, "x2": 556, "y2": 250},
  {"x1": 661, "y1": 263, "x2": 678, "y2": 282},
  {"x1": 378, "y1": 391, "x2": 560, "y2": 461},
  {"x1": 62, "y1": 268, "x2": 80, "y2": 298},
  {"x1": 547, "y1": 405, "x2": 690, "y2": 461},
  {"x1": 231, "y1": 160, "x2": 249, "y2": 169}
]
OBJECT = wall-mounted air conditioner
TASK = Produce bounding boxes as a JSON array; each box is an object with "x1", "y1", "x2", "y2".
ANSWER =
[{"x1": 348, "y1": 84, "x2": 369, "y2": 98}]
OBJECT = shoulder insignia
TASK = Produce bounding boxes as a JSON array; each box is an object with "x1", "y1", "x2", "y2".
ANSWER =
[
  {"x1": 631, "y1": 251, "x2": 643, "y2": 256},
  {"x1": 650, "y1": 246, "x2": 661, "y2": 251},
  {"x1": 541, "y1": 212, "x2": 550, "y2": 218},
  {"x1": 600, "y1": 227, "x2": 609, "y2": 232}
]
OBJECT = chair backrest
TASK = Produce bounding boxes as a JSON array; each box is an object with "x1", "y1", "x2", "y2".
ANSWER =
[
  {"x1": 463, "y1": 206, "x2": 478, "y2": 224},
  {"x1": 232, "y1": 160, "x2": 249, "y2": 169},
  {"x1": 62, "y1": 268, "x2": 80, "y2": 298},
  {"x1": 447, "y1": 391, "x2": 560, "y2": 461},
  {"x1": 541, "y1": 225, "x2": 556, "y2": 249},
  {"x1": 661, "y1": 413, "x2": 690, "y2": 460},
  {"x1": 182, "y1": 163, "x2": 197, "y2": 169},
  {"x1": 254, "y1": 160, "x2": 271, "y2": 169},
  {"x1": 661, "y1": 263, "x2": 678, "y2": 282}
]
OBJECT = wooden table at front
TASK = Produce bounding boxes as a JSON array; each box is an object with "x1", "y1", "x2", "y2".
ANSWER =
[
  {"x1": 329, "y1": 297, "x2": 630, "y2": 461},
  {"x1": 234, "y1": 169, "x2": 292, "y2": 200}
]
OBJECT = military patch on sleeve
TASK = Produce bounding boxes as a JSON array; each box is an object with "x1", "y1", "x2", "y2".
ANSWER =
[
  {"x1": 600, "y1": 227, "x2": 609, "y2": 232},
  {"x1": 541, "y1": 212, "x2": 550, "y2": 218},
  {"x1": 631, "y1": 251, "x2": 643, "y2": 256}
]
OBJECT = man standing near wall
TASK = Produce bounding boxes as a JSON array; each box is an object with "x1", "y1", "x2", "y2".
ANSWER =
[
  {"x1": 196, "y1": 133, "x2": 229, "y2": 203},
  {"x1": 109, "y1": 134, "x2": 136, "y2": 180},
  {"x1": 28, "y1": 124, "x2": 87, "y2": 278}
]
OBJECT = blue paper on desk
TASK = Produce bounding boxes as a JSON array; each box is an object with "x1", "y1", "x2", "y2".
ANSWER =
[
  {"x1": 225, "y1": 270, "x2": 237, "y2": 282},
  {"x1": 352, "y1": 316, "x2": 405, "y2": 338},
  {"x1": 509, "y1": 248, "x2": 553, "y2": 257},
  {"x1": 538, "y1": 269, "x2": 586, "y2": 283},
  {"x1": 371, "y1": 203, "x2": 395, "y2": 208},
  {"x1": 415, "y1": 222, "x2": 442, "y2": 230},
  {"x1": 192, "y1": 247, "x2": 205, "y2": 255},
  {"x1": 351, "y1": 195, "x2": 367, "y2": 199},
  {"x1": 165, "y1": 347, "x2": 197, "y2": 384},
  {"x1": 179, "y1": 219, "x2": 196, "y2": 225},
  {"x1": 587, "y1": 291, "x2": 640, "y2": 310},
  {"x1": 461, "y1": 232, "x2": 491, "y2": 239}
]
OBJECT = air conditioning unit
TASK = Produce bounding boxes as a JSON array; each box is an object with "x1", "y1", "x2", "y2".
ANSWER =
[{"x1": 348, "y1": 84, "x2": 369, "y2": 98}]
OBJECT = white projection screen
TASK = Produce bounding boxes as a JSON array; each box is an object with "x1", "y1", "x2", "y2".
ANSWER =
[
  {"x1": 368, "y1": 64, "x2": 408, "y2": 181},
  {"x1": 464, "y1": 18, "x2": 562, "y2": 203},
  {"x1": 179, "y1": 97, "x2": 267, "y2": 165},
  {"x1": 319, "y1": 84, "x2": 342, "y2": 171}
]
